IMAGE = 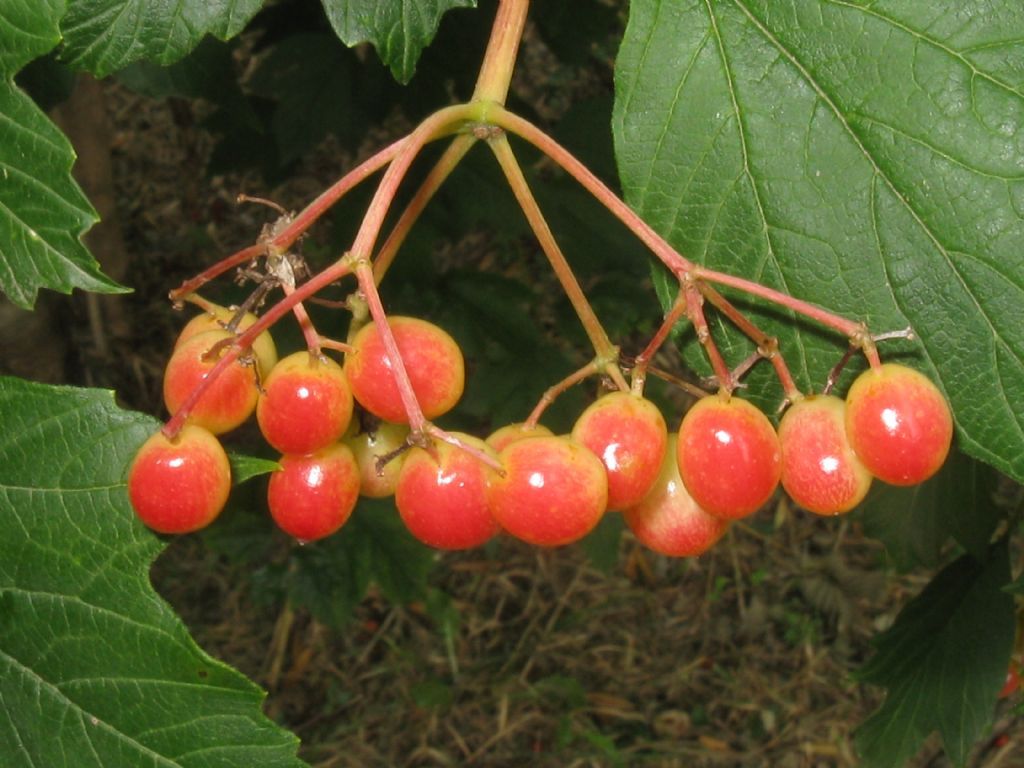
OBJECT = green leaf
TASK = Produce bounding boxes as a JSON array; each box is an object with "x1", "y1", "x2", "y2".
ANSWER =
[
  {"x1": 0, "y1": 377, "x2": 304, "y2": 767},
  {"x1": 247, "y1": 33, "x2": 366, "y2": 165},
  {"x1": 0, "y1": 0, "x2": 63, "y2": 77},
  {"x1": 228, "y1": 453, "x2": 281, "y2": 484},
  {"x1": 321, "y1": 0, "x2": 477, "y2": 83},
  {"x1": 1005, "y1": 573, "x2": 1024, "y2": 595},
  {"x1": 854, "y1": 545, "x2": 1015, "y2": 767},
  {"x1": 613, "y1": 0, "x2": 1024, "y2": 484},
  {"x1": 858, "y1": 450, "x2": 1003, "y2": 570},
  {"x1": 0, "y1": 83, "x2": 124, "y2": 308},
  {"x1": 59, "y1": 0, "x2": 262, "y2": 77},
  {"x1": 579, "y1": 513, "x2": 624, "y2": 574},
  {"x1": 288, "y1": 498, "x2": 435, "y2": 627}
]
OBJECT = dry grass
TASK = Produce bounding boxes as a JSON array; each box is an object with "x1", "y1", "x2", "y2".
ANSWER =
[{"x1": 152, "y1": 502, "x2": 1022, "y2": 768}]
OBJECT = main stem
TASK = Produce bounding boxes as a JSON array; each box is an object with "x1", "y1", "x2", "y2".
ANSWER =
[{"x1": 472, "y1": 0, "x2": 530, "y2": 104}]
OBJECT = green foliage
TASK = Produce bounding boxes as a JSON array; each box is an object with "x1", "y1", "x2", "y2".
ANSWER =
[
  {"x1": 0, "y1": 0, "x2": 1020, "y2": 764},
  {"x1": 0, "y1": 378, "x2": 304, "y2": 767},
  {"x1": 322, "y1": 0, "x2": 477, "y2": 83},
  {"x1": 59, "y1": 0, "x2": 262, "y2": 77},
  {"x1": 855, "y1": 544, "x2": 1015, "y2": 767},
  {"x1": 612, "y1": 0, "x2": 1024, "y2": 486},
  {"x1": 858, "y1": 450, "x2": 1003, "y2": 571},
  {"x1": 0, "y1": 1, "x2": 121, "y2": 309},
  {"x1": 288, "y1": 498, "x2": 435, "y2": 628}
]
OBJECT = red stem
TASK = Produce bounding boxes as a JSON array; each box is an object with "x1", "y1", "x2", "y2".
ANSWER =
[
  {"x1": 630, "y1": 292, "x2": 688, "y2": 395},
  {"x1": 162, "y1": 258, "x2": 355, "y2": 438},
  {"x1": 685, "y1": 283, "x2": 732, "y2": 391},
  {"x1": 169, "y1": 138, "x2": 405, "y2": 301}
]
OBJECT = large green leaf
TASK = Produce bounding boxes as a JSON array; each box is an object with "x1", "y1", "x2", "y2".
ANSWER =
[
  {"x1": 288, "y1": 498, "x2": 435, "y2": 627},
  {"x1": 858, "y1": 450, "x2": 1003, "y2": 571},
  {"x1": 854, "y1": 546, "x2": 1015, "y2": 767},
  {"x1": 0, "y1": 82, "x2": 123, "y2": 308},
  {"x1": 59, "y1": 0, "x2": 263, "y2": 77},
  {"x1": 321, "y1": 0, "x2": 477, "y2": 83},
  {"x1": 0, "y1": 1, "x2": 124, "y2": 308},
  {"x1": 0, "y1": 0, "x2": 63, "y2": 77},
  {"x1": 613, "y1": 0, "x2": 1024, "y2": 484},
  {"x1": 0, "y1": 378, "x2": 304, "y2": 767}
]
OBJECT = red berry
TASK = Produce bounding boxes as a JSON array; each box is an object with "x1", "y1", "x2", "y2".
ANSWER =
[
  {"x1": 257, "y1": 351, "x2": 354, "y2": 454},
  {"x1": 999, "y1": 662, "x2": 1020, "y2": 699},
  {"x1": 676, "y1": 394, "x2": 781, "y2": 520},
  {"x1": 486, "y1": 435, "x2": 607, "y2": 547},
  {"x1": 485, "y1": 422, "x2": 553, "y2": 453},
  {"x1": 345, "y1": 421, "x2": 411, "y2": 498},
  {"x1": 778, "y1": 394, "x2": 872, "y2": 515},
  {"x1": 163, "y1": 329, "x2": 259, "y2": 434},
  {"x1": 623, "y1": 435, "x2": 728, "y2": 557},
  {"x1": 395, "y1": 434, "x2": 499, "y2": 549},
  {"x1": 571, "y1": 391, "x2": 667, "y2": 510},
  {"x1": 127, "y1": 425, "x2": 231, "y2": 534},
  {"x1": 844, "y1": 363, "x2": 953, "y2": 486},
  {"x1": 344, "y1": 316, "x2": 465, "y2": 423},
  {"x1": 175, "y1": 304, "x2": 278, "y2": 378},
  {"x1": 267, "y1": 444, "x2": 360, "y2": 542}
]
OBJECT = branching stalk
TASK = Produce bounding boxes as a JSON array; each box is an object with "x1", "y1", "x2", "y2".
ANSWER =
[
  {"x1": 489, "y1": 134, "x2": 628, "y2": 392},
  {"x1": 373, "y1": 133, "x2": 478, "y2": 284}
]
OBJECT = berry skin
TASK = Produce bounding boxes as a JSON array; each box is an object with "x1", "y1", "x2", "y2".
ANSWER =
[
  {"x1": 998, "y1": 662, "x2": 1020, "y2": 699},
  {"x1": 344, "y1": 316, "x2": 465, "y2": 424},
  {"x1": 486, "y1": 435, "x2": 608, "y2": 547},
  {"x1": 676, "y1": 394, "x2": 782, "y2": 520},
  {"x1": 257, "y1": 352, "x2": 354, "y2": 455},
  {"x1": 163, "y1": 329, "x2": 259, "y2": 434},
  {"x1": 778, "y1": 394, "x2": 873, "y2": 516},
  {"x1": 395, "y1": 434, "x2": 499, "y2": 549},
  {"x1": 623, "y1": 435, "x2": 728, "y2": 557},
  {"x1": 345, "y1": 421, "x2": 411, "y2": 498},
  {"x1": 127, "y1": 425, "x2": 231, "y2": 534},
  {"x1": 571, "y1": 392, "x2": 668, "y2": 510},
  {"x1": 176, "y1": 305, "x2": 278, "y2": 378},
  {"x1": 844, "y1": 363, "x2": 953, "y2": 486},
  {"x1": 485, "y1": 422, "x2": 553, "y2": 453},
  {"x1": 267, "y1": 444, "x2": 361, "y2": 542}
]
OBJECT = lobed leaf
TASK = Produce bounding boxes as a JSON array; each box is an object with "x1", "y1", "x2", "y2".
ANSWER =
[
  {"x1": 854, "y1": 545, "x2": 1015, "y2": 767},
  {"x1": 0, "y1": 82, "x2": 123, "y2": 308},
  {"x1": 321, "y1": 0, "x2": 477, "y2": 83},
  {"x1": 59, "y1": 0, "x2": 263, "y2": 78},
  {"x1": 858, "y1": 450, "x2": 1003, "y2": 571},
  {"x1": 0, "y1": 0, "x2": 63, "y2": 77},
  {"x1": 613, "y1": 0, "x2": 1024, "y2": 484},
  {"x1": 0, "y1": 377, "x2": 305, "y2": 767}
]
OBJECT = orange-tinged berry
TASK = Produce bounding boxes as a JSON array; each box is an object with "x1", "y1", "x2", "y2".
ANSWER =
[
  {"x1": 572, "y1": 392, "x2": 667, "y2": 510},
  {"x1": 163, "y1": 329, "x2": 259, "y2": 434},
  {"x1": 623, "y1": 435, "x2": 728, "y2": 557},
  {"x1": 676, "y1": 394, "x2": 781, "y2": 520},
  {"x1": 176, "y1": 305, "x2": 278, "y2": 378},
  {"x1": 127, "y1": 425, "x2": 231, "y2": 534},
  {"x1": 779, "y1": 395, "x2": 872, "y2": 515},
  {"x1": 345, "y1": 421, "x2": 411, "y2": 498},
  {"x1": 344, "y1": 316, "x2": 464, "y2": 424},
  {"x1": 267, "y1": 444, "x2": 360, "y2": 542},
  {"x1": 845, "y1": 363, "x2": 953, "y2": 486},
  {"x1": 396, "y1": 434, "x2": 499, "y2": 549},
  {"x1": 257, "y1": 352, "x2": 354, "y2": 454},
  {"x1": 487, "y1": 435, "x2": 607, "y2": 547}
]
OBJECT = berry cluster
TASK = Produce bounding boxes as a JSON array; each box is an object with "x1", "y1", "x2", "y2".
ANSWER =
[
  {"x1": 128, "y1": 296, "x2": 953, "y2": 559},
  {"x1": 125, "y1": 0, "x2": 954, "y2": 559}
]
